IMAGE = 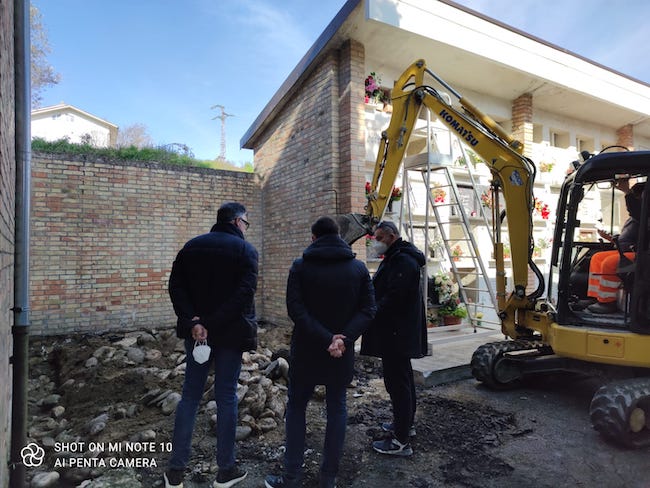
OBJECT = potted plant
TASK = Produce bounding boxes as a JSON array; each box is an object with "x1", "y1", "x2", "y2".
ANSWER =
[
  {"x1": 539, "y1": 160, "x2": 555, "y2": 173},
  {"x1": 386, "y1": 186, "x2": 402, "y2": 212},
  {"x1": 480, "y1": 190, "x2": 492, "y2": 208},
  {"x1": 438, "y1": 296, "x2": 468, "y2": 326},
  {"x1": 452, "y1": 245, "x2": 463, "y2": 261}
]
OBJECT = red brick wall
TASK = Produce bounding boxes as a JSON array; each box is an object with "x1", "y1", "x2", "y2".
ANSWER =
[
  {"x1": 254, "y1": 42, "x2": 366, "y2": 325},
  {"x1": 616, "y1": 124, "x2": 634, "y2": 150},
  {"x1": 0, "y1": 0, "x2": 15, "y2": 483},
  {"x1": 30, "y1": 154, "x2": 261, "y2": 334},
  {"x1": 511, "y1": 93, "x2": 533, "y2": 158}
]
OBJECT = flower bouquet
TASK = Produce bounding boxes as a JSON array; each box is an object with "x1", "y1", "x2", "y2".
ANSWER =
[
  {"x1": 433, "y1": 183, "x2": 446, "y2": 203},
  {"x1": 534, "y1": 197, "x2": 551, "y2": 220},
  {"x1": 365, "y1": 72, "x2": 386, "y2": 104}
]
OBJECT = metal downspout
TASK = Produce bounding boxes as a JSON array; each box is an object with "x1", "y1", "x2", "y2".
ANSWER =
[{"x1": 10, "y1": 0, "x2": 31, "y2": 486}]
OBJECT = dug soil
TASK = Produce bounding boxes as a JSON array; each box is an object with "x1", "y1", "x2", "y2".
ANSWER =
[{"x1": 28, "y1": 324, "x2": 649, "y2": 487}]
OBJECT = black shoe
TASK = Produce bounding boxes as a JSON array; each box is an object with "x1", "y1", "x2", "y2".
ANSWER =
[
  {"x1": 588, "y1": 301, "x2": 618, "y2": 314},
  {"x1": 214, "y1": 466, "x2": 247, "y2": 488},
  {"x1": 264, "y1": 474, "x2": 300, "y2": 488},
  {"x1": 164, "y1": 469, "x2": 184, "y2": 488},
  {"x1": 381, "y1": 421, "x2": 416, "y2": 437},
  {"x1": 372, "y1": 436, "x2": 413, "y2": 456}
]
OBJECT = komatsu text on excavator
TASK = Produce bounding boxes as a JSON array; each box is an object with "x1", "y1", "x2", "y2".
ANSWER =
[{"x1": 338, "y1": 59, "x2": 650, "y2": 448}]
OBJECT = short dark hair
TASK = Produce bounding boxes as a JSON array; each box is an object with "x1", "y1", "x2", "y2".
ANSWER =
[
  {"x1": 311, "y1": 216, "x2": 340, "y2": 238},
  {"x1": 375, "y1": 220, "x2": 400, "y2": 237},
  {"x1": 217, "y1": 202, "x2": 247, "y2": 223}
]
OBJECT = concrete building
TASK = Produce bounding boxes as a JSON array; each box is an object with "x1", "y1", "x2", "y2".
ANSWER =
[
  {"x1": 241, "y1": 0, "x2": 650, "y2": 326},
  {"x1": 31, "y1": 103, "x2": 118, "y2": 148}
]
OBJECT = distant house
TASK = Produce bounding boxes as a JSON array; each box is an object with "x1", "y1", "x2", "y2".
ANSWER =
[{"x1": 31, "y1": 103, "x2": 118, "y2": 147}]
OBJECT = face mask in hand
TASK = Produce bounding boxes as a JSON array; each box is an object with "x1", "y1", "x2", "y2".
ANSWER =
[
  {"x1": 372, "y1": 240, "x2": 388, "y2": 255},
  {"x1": 192, "y1": 340, "x2": 211, "y2": 364}
]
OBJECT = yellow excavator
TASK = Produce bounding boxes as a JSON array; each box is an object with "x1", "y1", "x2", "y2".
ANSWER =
[{"x1": 338, "y1": 59, "x2": 650, "y2": 448}]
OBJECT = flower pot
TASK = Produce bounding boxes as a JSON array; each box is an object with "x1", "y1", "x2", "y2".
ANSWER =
[{"x1": 442, "y1": 315, "x2": 462, "y2": 326}]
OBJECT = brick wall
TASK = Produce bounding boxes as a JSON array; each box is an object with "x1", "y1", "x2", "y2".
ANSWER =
[
  {"x1": 253, "y1": 44, "x2": 366, "y2": 325},
  {"x1": 30, "y1": 154, "x2": 261, "y2": 335},
  {"x1": 511, "y1": 93, "x2": 533, "y2": 158},
  {"x1": 616, "y1": 124, "x2": 634, "y2": 150},
  {"x1": 0, "y1": 0, "x2": 15, "y2": 483}
]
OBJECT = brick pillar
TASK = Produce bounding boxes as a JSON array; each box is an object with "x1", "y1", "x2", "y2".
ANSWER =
[
  {"x1": 511, "y1": 93, "x2": 533, "y2": 158},
  {"x1": 337, "y1": 39, "x2": 366, "y2": 215},
  {"x1": 616, "y1": 124, "x2": 634, "y2": 150}
]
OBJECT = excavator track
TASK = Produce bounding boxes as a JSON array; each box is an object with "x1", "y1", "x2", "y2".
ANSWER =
[
  {"x1": 589, "y1": 377, "x2": 650, "y2": 448},
  {"x1": 470, "y1": 340, "x2": 537, "y2": 390}
]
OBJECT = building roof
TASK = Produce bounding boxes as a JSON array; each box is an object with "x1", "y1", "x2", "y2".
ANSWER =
[
  {"x1": 31, "y1": 103, "x2": 118, "y2": 130},
  {"x1": 242, "y1": 0, "x2": 650, "y2": 149}
]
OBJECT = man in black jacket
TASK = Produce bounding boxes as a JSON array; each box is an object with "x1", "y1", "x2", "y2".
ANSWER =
[
  {"x1": 265, "y1": 217, "x2": 376, "y2": 488},
  {"x1": 165, "y1": 202, "x2": 258, "y2": 488},
  {"x1": 361, "y1": 221, "x2": 427, "y2": 457}
]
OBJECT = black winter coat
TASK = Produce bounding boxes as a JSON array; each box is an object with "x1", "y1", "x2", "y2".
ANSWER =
[
  {"x1": 287, "y1": 234, "x2": 376, "y2": 386},
  {"x1": 361, "y1": 238, "x2": 427, "y2": 359},
  {"x1": 169, "y1": 223, "x2": 258, "y2": 351}
]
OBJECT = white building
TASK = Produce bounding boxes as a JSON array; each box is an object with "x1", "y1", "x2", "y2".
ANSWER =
[{"x1": 31, "y1": 103, "x2": 118, "y2": 148}]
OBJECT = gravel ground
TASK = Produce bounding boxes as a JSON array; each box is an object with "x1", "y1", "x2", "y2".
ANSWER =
[{"x1": 27, "y1": 327, "x2": 650, "y2": 488}]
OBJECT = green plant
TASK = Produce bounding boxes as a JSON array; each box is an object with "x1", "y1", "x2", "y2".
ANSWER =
[
  {"x1": 438, "y1": 298, "x2": 467, "y2": 318},
  {"x1": 452, "y1": 245, "x2": 463, "y2": 258},
  {"x1": 539, "y1": 160, "x2": 555, "y2": 172},
  {"x1": 30, "y1": 137, "x2": 253, "y2": 172}
]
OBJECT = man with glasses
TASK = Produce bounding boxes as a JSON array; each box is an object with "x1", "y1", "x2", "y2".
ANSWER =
[{"x1": 165, "y1": 201, "x2": 258, "y2": 488}]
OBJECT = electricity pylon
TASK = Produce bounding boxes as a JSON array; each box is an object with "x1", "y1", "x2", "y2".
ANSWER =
[{"x1": 210, "y1": 104, "x2": 235, "y2": 160}]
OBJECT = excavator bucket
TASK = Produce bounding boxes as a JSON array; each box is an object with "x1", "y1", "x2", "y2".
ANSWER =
[{"x1": 335, "y1": 213, "x2": 372, "y2": 244}]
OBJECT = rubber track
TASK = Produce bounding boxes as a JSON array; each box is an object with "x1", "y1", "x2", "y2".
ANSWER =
[
  {"x1": 470, "y1": 340, "x2": 533, "y2": 390},
  {"x1": 589, "y1": 377, "x2": 650, "y2": 448}
]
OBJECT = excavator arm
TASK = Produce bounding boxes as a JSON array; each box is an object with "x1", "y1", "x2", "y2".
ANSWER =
[{"x1": 338, "y1": 59, "x2": 541, "y2": 325}]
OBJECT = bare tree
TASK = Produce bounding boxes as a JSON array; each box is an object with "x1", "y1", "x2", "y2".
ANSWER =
[
  {"x1": 116, "y1": 123, "x2": 154, "y2": 148},
  {"x1": 31, "y1": 5, "x2": 61, "y2": 108}
]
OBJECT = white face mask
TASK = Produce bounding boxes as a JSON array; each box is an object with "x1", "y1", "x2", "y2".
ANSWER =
[
  {"x1": 372, "y1": 240, "x2": 389, "y2": 255},
  {"x1": 192, "y1": 340, "x2": 211, "y2": 364}
]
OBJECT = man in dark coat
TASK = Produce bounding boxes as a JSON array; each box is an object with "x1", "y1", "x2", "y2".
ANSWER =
[
  {"x1": 361, "y1": 220, "x2": 427, "y2": 457},
  {"x1": 265, "y1": 216, "x2": 376, "y2": 488},
  {"x1": 165, "y1": 202, "x2": 257, "y2": 488}
]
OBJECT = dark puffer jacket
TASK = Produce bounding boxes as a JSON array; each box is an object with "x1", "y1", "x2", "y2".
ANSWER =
[
  {"x1": 169, "y1": 223, "x2": 258, "y2": 351},
  {"x1": 287, "y1": 234, "x2": 376, "y2": 386},
  {"x1": 361, "y1": 238, "x2": 427, "y2": 359}
]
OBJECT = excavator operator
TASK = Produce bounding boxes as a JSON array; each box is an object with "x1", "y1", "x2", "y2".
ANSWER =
[{"x1": 585, "y1": 180, "x2": 644, "y2": 313}]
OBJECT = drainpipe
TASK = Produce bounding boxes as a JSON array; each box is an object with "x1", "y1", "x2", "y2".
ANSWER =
[{"x1": 10, "y1": 0, "x2": 31, "y2": 486}]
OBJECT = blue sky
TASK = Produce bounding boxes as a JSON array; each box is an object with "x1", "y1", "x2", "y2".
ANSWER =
[{"x1": 37, "y1": 0, "x2": 650, "y2": 165}]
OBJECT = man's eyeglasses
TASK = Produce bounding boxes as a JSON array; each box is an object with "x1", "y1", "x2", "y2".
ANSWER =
[{"x1": 239, "y1": 217, "x2": 250, "y2": 230}]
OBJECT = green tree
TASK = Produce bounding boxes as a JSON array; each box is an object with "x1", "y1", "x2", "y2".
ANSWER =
[{"x1": 31, "y1": 4, "x2": 61, "y2": 108}]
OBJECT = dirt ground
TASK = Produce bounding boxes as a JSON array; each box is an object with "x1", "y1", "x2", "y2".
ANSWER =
[{"x1": 28, "y1": 324, "x2": 650, "y2": 488}]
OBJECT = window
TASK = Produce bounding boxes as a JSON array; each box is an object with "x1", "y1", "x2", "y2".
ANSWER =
[
  {"x1": 550, "y1": 130, "x2": 569, "y2": 148},
  {"x1": 576, "y1": 136, "x2": 594, "y2": 153}
]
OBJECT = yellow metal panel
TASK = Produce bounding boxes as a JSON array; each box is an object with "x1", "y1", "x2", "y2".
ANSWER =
[
  {"x1": 586, "y1": 334, "x2": 625, "y2": 359},
  {"x1": 550, "y1": 323, "x2": 650, "y2": 367}
]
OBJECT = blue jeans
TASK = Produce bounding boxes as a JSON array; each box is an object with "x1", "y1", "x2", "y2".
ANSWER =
[
  {"x1": 284, "y1": 381, "x2": 347, "y2": 481},
  {"x1": 169, "y1": 339, "x2": 242, "y2": 471}
]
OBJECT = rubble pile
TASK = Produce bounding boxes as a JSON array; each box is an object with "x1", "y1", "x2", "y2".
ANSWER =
[{"x1": 26, "y1": 328, "x2": 292, "y2": 487}]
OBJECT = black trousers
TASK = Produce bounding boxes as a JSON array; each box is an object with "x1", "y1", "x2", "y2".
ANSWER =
[{"x1": 382, "y1": 355, "x2": 416, "y2": 443}]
